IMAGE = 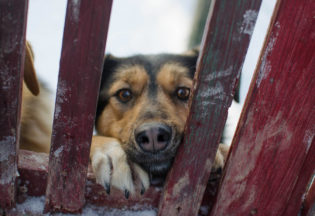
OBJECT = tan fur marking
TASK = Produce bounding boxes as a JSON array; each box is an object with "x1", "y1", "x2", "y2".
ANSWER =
[
  {"x1": 156, "y1": 63, "x2": 192, "y2": 93},
  {"x1": 20, "y1": 42, "x2": 53, "y2": 153},
  {"x1": 109, "y1": 65, "x2": 149, "y2": 96}
]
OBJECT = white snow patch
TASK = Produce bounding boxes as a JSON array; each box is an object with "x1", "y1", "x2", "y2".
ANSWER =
[
  {"x1": 240, "y1": 10, "x2": 258, "y2": 35},
  {"x1": 54, "y1": 146, "x2": 64, "y2": 158},
  {"x1": 29, "y1": 154, "x2": 46, "y2": 166},
  {"x1": 15, "y1": 196, "x2": 157, "y2": 216},
  {"x1": 0, "y1": 136, "x2": 15, "y2": 161},
  {"x1": 223, "y1": 100, "x2": 242, "y2": 145}
]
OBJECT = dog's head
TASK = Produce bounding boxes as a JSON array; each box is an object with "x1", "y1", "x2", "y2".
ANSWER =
[{"x1": 96, "y1": 51, "x2": 198, "y2": 183}]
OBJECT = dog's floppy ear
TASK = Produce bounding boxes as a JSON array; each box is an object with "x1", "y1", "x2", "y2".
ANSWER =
[
  {"x1": 101, "y1": 54, "x2": 119, "y2": 86},
  {"x1": 24, "y1": 41, "x2": 40, "y2": 96}
]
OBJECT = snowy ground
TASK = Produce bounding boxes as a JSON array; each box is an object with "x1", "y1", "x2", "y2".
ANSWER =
[{"x1": 14, "y1": 196, "x2": 156, "y2": 216}]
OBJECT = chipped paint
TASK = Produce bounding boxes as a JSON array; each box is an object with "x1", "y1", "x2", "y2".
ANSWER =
[
  {"x1": 303, "y1": 129, "x2": 314, "y2": 152},
  {"x1": 256, "y1": 22, "x2": 280, "y2": 87},
  {"x1": 204, "y1": 66, "x2": 233, "y2": 82},
  {"x1": 56, "y1": 80, "x2": 70, "y2": 103},
  {"x1": 240, "y1": 10, "x2": 258, "y2": 35},
  {"x1": 0, "y1": 136, "x2": 15, "y2": 162},
  {"x1": 172, "y1": 171, "x2": 190, "y2": 196},
  {"x1": 71, "y1": 0, "x2": 81, "y2": 23},
  {"x1": 53, "y1": 146, "x2": 64, "y2": 158},
  {"x1": 200, "y1": 82, "x2": 223, "y2": 100},
  {"x1": 54, "y1": 104, "x2": 61, "y2": 119}
]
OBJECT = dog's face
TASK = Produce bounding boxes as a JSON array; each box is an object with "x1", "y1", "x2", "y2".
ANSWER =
[{"x1": 96, "y1": 52, "x2": 198, "y2": 183}]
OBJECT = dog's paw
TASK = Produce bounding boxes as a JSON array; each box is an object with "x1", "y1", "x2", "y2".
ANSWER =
[
  {"x1": 90, "y1": 138, "x2": 149, "y2": 198},
  {"x1": 212, "y1": 143, "x2": 230, "y2": 172}
]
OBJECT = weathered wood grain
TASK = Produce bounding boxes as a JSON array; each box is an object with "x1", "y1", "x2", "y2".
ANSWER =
[
  {"x1": 0, "y1": 0, "x2": 29, "y2": 209},
  {"x1": 302, "y1": 178, "x2": 315, "y2": 216},
  {"x1": 210, "y1": 0, "x2": 315, "y2": 215},
  {"x1": 283, "y1": 139, "x2": 315, "y2": 216},
  {"x1": 1, "y1": 150, "x2": 222, "y2": 215},
  {"x1": 44, "y1": 0, "x2": 112, "y2": 213},
  {"x1": 158, "y1": 0, "x2": 262, "y2": 215}
]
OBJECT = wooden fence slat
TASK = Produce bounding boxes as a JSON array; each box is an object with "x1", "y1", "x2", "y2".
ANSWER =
[
  {"x1": 0, "y1": 0, "x2": 29, "y2": 209},
  {"x1": 44, "y1": 0, "x2": 112, "y2": 213},
  {"x1": 210, "y1": 0, "x2": 315, "y2": 215},
  {"x1": 302, "y1": 178, "x2": 315, "y2": 216},
  {"x1": 283, "y1": 140, "x2": 315, "y2": 216},
  {"x1": 158, "y1": 0, "x2": 262, "y2": 215}
]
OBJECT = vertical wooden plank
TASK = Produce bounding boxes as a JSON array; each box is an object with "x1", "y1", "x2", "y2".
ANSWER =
[
  {"x1": 282, "y1": 140, "x2": 315, "y2": 216},
  {"x1": 158, "y1": 0, "x2": 262, "y2": 215},
  {"x1": 302, "y1": 178, "x2": 315, "y2": 216},
  {"x1": 0, "y1": 0, "x2": 29, "y2": 209},
  {"x1": 210, "y1": 0, "x2": 315, "y2": 215},
  {"x1": 44, "y1": 0, "x2": 112, "y2": 213}
]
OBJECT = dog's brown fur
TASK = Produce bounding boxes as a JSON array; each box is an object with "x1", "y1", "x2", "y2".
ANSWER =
[
  {"x1": 90, "y1": 52, "x2": 229, "y2": 197},
  {"x1": 20, "y1": 42, "x2": 52, "y2": 153},
  {"x1": 20, "y1": 45, "x2": 228, "y2": 197}
]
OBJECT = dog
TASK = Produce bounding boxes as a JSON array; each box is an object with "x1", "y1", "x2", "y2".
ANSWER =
[
  {"x1": 20, "y1": 44, "x2": 229, "y2": 198},
  {"x1": 20, "y1": 42, "x2": 53, "y2": 154},
  {"x1": 90, "y1": 50, "x2": 229, "y2": 198}
]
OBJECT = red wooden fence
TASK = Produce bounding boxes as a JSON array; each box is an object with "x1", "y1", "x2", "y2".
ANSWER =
[
  {"x1": 0, "y1": 0, "x2": 29, "y2": 209},
  {"x1": 210, "y1": 0, "x2": 315, "y2": 215},
  {"x1": 158, "y1": 0, "x2": 262, "y2": 215},
  {"x1": 44, "y1": 0, "x2": 112, "y2": 213},
  {"x1": 0, "y1": 0, "x2": 314, "y2": 215}
]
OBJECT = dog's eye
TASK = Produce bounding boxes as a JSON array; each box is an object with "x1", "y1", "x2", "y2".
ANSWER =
[
  {"x1": 176, "y1": 87, "x2": 190, "y2": 101},
  {"x1": 116, "y1": 89, "x2": 132, "y2": 103}
]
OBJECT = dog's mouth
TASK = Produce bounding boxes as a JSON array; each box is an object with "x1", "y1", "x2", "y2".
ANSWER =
[
  {"x1": 139, "y1": 159, "x2": 172, "y2": 186},
  {"x1": 127, "y1": 139, "x2": 180, "y2": 186}
]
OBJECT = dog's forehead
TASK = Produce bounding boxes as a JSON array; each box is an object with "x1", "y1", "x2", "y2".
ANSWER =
[{"x1": 112, "y1": 54, "x2": 196, "y2": 79}]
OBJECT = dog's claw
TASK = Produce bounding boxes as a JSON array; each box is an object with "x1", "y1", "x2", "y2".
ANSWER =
[
  {"x1": 104, "y1": 182, "x2": 110, "y2": 195},
  {"x1": 140, "y1": 183, "x2": 145, "y2": 195},
  {"x1": 124, "y1": 189, "x2": 130, "y2": 199}
]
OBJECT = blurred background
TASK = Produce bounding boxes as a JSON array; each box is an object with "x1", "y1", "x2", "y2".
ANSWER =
[{"x1": 26, "y1": 0, "x2": 276, "y2": 104}]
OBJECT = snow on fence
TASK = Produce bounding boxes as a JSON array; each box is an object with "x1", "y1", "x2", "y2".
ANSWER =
[{"x1": 0, "y1": 0, "x2": 314, "y2": 215}]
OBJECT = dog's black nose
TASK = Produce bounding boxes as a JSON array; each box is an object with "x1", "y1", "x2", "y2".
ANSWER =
[{"x1": 135, "y1": 123, "x2": 171, "y2": 153}]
